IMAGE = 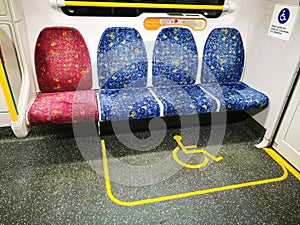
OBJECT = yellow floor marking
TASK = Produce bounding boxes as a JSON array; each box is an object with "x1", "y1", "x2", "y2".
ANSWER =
[
  {"x1": 264, "y1": 148, "x2": 300, "y2": 181},
  {"x1": 101, "y1": 140, "x2": 299, "y2": 207},
  {"x1": 172, "y1": 135, "x2": 223, "y2": 169},
  {"x1": 172, "y1": 147, "x2": 210, "y2": 169}
]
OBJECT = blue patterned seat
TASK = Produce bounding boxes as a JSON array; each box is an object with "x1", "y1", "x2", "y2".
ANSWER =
[
  {"x1": 98, "y1": 27, "x2": 268, "y2": 122},
  {"x1": 200, "y1": 28, "x2": 269, "y2": 111},
  {"x1": 97, "y1": 27, "x2": 160, "y2": 121},
  {"x1": 99, "y1": 88, "x2": 160, "y2": 121},
  {"x1": 152, "y1": 27, "x2": 217, "y2": 116}
]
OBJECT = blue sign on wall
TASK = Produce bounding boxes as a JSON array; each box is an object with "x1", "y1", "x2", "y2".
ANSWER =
[
  {"x1": 269, "y1": 4, "x2": 299, "y2": 40},
  {"x1": 278, "y1": 8, "x2": 290, "y2": 24}
]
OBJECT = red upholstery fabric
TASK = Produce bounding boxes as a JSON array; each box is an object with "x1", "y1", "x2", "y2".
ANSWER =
[
  {"x1": 35, "y1": 27, "x2": 92, "y2": 93},
  {"x1": 28, "y1": 90, "x2": 98, "y2": 125},
  {"x1": 28, "y1": 27, "x2": 98, "y2": 126}
]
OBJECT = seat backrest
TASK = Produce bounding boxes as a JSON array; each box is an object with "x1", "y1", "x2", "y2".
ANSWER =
[
  {"x1": 201, "y1": 28, "x2": 245, "y2": 84},
  {"x1": 35, "y1": 27, "x2": 92, "y2": 93},
  {"x1": 152, "y1": 27, "x2": 198, "y2": 86},
  {"x1": 97, "y1": 27, "x2": 148, "y2": 89}
]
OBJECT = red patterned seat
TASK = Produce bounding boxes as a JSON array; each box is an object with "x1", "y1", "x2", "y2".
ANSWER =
[
  {"x1": 28, "y1": 90, "x2": 98, "y2": 125},
  {"x1": 28, "y1": 27, "x2": 98, "y2": 125}
]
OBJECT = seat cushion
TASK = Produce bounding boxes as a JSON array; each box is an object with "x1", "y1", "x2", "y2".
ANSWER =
[
  {"x1": 97, "y1": 27, "x2": 148, "y2": 89},
  {"x1": 201, "y1": 28, "x2": 245, "y2": 83},
  {"x1": 99, "y1": 87, "x2": 160, "y2": 121},
  {"x1": 28, "y1": 90, "x2": 98, "y2": 125},
  {"x1": 152, "y1": 27, "x2": 198, "y2": 86},
  {"x1": 35, "y1": 27, "x2": 92, "y2": 92},
  {"x1": 152, "y1": 85, "x2": 217, "y2": 116},
  {"x1": 200, "y1": 82, "x2": 269, "y2": 111}
]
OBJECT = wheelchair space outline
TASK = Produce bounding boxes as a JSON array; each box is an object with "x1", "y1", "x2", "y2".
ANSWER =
[
  {"x1": 100, "y1": 138, "x2": 297, "y2": 206},
  {"x1": 172, "y1": 135, "x2": 223, "y2": 169}
]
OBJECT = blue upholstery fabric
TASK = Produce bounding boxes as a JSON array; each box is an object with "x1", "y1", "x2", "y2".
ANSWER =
[
  {"x1": 99, "y1": 88, "x2": 160, "y2": 121},
  {"x1": 97, "y1": 26, "x2": 269, "y2": 122},
  {"x1": 201, "y1": 82, "x2": 269, "y2": 111},
  {"x1": 151, "y1": 27, "x2": 217, "y2": 116},
  {"x1": 97, "y1": 27, "x2": 156, "y2": 121},
  {"x1": 153, "y1": 85, "x2": 217, "y2": 116},
  {"x1": 202, "y1": 28, "x2": 245, "y2": 83},
  {"x1": 97, "y1": 27, "x2": 148, "y2": 89},
  {"x1": 201, "y1": 28, "x2": 269, "y2": 111},
  {"x1": 152, "y1": 27, "x2": 198, "y2": 86}
]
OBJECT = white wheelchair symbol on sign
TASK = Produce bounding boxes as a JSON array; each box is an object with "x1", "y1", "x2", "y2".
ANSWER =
[{"x1": 278, "y1": 8, "x2": 290, "y2": 24}]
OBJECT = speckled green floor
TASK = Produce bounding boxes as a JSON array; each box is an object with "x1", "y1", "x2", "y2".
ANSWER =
[{"x1": 0, "y1": 112, "x2": 299, "y2": 225}]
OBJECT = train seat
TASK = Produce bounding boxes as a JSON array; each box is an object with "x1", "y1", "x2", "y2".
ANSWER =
[
  {"x1": 97, "y1": 27, "x2": 160, "y2": 121},
  {"x1": 152, "y1": 27, "x2": 217, "y2": 116},
  {"x1": 27, "y1": 27, "x2": 98, "y2": 125},
  {"x1": 200, "y1": 28, "x2": 269, "y2": 111},
  {"x1": 97, "y1": 26, "x2": 269, "y2": 123}
]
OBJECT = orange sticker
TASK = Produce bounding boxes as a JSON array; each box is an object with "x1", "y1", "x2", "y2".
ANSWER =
[{"x1": 144, "y1": 18, "x2": 207, "y2": 31}]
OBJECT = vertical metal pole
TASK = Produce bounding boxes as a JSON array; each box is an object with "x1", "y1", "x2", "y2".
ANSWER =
[{"x1": 0, "y1": 55, "x2": 18, "y2": 122}]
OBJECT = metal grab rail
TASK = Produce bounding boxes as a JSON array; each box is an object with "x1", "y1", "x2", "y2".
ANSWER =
[{"x1": 53, "y1": 0, "x2": 231, "y2": 11}]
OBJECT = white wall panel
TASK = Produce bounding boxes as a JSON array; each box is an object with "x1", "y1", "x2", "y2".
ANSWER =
[
  {"x1": 21, "y1": 0, "x2": 253, "y2": 90},
  {"x1": 243, "y1": 0, "x2": 300, "y2": 144}
]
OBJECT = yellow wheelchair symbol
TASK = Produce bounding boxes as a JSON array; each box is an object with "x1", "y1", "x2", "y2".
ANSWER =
[{"x1": 172, "y1": 135, "x2": 223, "y2": 169}]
